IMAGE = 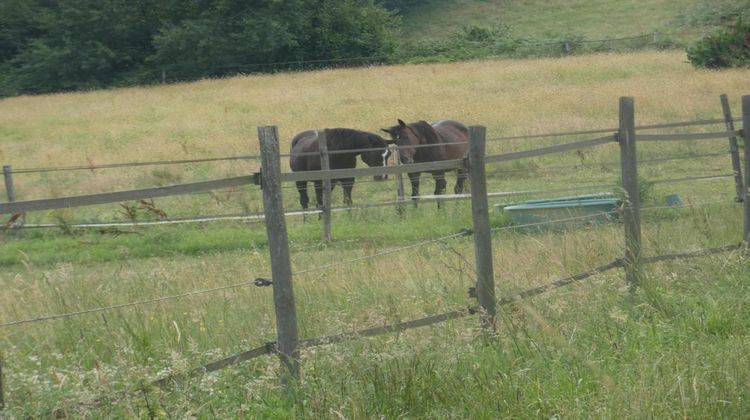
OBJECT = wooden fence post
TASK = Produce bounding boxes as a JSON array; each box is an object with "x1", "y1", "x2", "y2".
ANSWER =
[
  {"x1": 720, "y1": 94, "x2": 744, "y2": 202},
  {"x1": 468, "y1": 125, "x2": 496, "y2": 329},
  {"x1": 318, "y1": 130, "x2": 332, "y2": 242},
  {"x1": 0, "y1": 356, "x2": 4, "y2": 410},
  {"x1": 742, "y1": 95, "x2": 750, "y2": 246},
  {"x1": 3, "y1": 166, "x2": 14, "y2": 203},
  {"x1": 391, "y1": 145, "x2": 406, "y2": 216},
  {"x1": 258, "y1": 126, "x2": 300, "y2": 383},
  {"x1": 618, "y1": 96, "x2": 642, "y2": 292}
]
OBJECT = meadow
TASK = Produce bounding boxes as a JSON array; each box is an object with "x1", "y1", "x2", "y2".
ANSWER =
[
  {"x1": 0, "y1": 51, "x2": 749, "y2": 417},
  {"x1": 396, "y1": 0, "x2": 705, "y2": 40}
]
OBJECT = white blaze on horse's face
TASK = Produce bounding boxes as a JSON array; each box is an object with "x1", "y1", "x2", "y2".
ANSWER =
[{"x1": 371, "y1": 148, "x2": 389, "y2": 181}]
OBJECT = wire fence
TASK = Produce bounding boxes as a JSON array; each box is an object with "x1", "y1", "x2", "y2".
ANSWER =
[
  {"x1": 197, "y1": 29, "x2": 706, "y2": 76},
  {"x1": 4, "y1": 168, "x2": 733, "y2": 231},
  {"x1": 1, "y1": 194, "x2": 736, "y2": 329},
  {"x1": 34, "y1": 234, "x2": 742, "y2": 416},
  {"x1": 5, "y1": 108, "x2": 747, "y2": 415},
  {"x1": 3, "y1": 116, "x2": 739, "y2": 177},
  {"x1": 149, "y1": 239, "x2": 742, "y2": 391}
]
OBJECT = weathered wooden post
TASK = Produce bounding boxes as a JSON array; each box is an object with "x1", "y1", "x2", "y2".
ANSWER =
[
  {"x1": 618, "y1": 96, "x2": 642, "y2": 292},
  {"x1": 318, "y1": 130, "x2": 332, "y2": 242},
  {"x1": 0, "y1": 356, "x2": 4, "y2": 410},
  {"x1": 390, "y1": 144, "x2": 406, "y2": 216},
  {"x1": 3, "y1": 165, "x2": 14, "y2": 203},
  {"x1": 742, "y1": 95, "x2": 750, "y2": 246},
  {"x1": 720, "y1": 94, "x2": 744, "y2": 202},
  {"x1": 468, "y1": 125, "x2": 496, "y2": 329},
  {"x1": 258, "y1": 126, "x2": 300, "y2": 383}
]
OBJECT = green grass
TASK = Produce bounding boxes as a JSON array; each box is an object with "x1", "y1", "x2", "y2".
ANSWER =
[
  {"x1": 1, "y1": 199, "x2": 747, "y2": 417},
  {"x1": 397, "y1": 0, "x2": 704, "y2": 40}
]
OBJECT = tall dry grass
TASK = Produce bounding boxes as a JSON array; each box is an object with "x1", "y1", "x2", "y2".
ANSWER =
[{"x1": 1, "y1": 51, "x2": 748, "y2": 172}]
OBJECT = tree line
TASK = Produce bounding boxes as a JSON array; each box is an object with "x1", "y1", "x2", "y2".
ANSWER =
[
  {"x1": 1, "y1": 0, "x2": 745, "y2": 97},
  {"x1": 0, "y1": 0, "x2": 403, "y2": 96}
]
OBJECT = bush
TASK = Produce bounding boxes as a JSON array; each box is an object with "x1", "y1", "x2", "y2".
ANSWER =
[{"x1": 687, "y1": 18, "x2": 750, "y2": 69}]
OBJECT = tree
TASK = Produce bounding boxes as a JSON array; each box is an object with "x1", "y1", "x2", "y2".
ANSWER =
[
  {"x1": 687, "y1": 18, "x2": 750, "y2": 69},
  {"x1": 0, "y1": 0, "x2": 398, "y2": 96}
]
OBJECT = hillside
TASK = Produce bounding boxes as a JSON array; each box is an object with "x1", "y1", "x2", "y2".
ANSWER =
[{"x1": 396, "y1": 0, "x2": 730, "y2": 41}]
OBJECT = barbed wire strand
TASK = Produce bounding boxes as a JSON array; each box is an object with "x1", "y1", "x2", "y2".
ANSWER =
[
  {"x1": 13, "y1": 156, "x2": 260, "y2": 175},
  {"x1": 7, "y1": 169, "x2": 733, "y2": 231},
  {"x1": 0, "y1": 278, "x2": 262, "y2": 328},
  {"x1": 8, "y1": 115, "x2": 739, "y2": 175}
]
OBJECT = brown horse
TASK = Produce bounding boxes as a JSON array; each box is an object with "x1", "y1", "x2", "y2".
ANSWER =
[
  {"x1": 382, "y1": 119, "x2": 469, "y2": 201},
  {"x1": 289, "y1": 128, "x2": 388, "y2": 210}
]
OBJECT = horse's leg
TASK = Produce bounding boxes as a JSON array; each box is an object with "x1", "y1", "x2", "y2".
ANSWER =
[
  {"x1": 433, "y1": 171, "x2": 447, "y2": 209},
  {"x1": 455, "y1": 167, "x2": 469, "y2": 194},
  {"x1": 433, "y1": 171, "x2": 447, "y2": 195},
  {"x1": 313, "y1": 180, "x2": 324, "y2": 209},
  {"x1": 341, "y1": 178, "x2": 354, "y2": 207},
  {"x1": 296, "y1": 181, "x2": 309, "y2": 210},
  {"x1": 408, "y1": 172, "x2": 421, "y2": 207}
]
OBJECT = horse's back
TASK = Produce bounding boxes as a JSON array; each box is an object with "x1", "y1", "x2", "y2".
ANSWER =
[
  {"x1": 433, "y1": 120, "x2": 469, "y2": 159},
  {"x1": 290, "y1": 129, "x2": 320, "y2": 172}
]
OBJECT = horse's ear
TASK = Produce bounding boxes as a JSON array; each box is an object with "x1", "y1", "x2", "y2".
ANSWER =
[{"x1": 398, "y1": 119, "x2": 407, "y2": 127}]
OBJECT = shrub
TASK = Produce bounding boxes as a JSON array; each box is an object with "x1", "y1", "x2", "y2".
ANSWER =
[{"x1": 687, "y1": 18, "x2": 750, "y2": 69}]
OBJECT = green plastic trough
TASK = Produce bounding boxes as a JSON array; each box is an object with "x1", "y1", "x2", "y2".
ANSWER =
[{"x1": 500, "y1": 193, "x2": 621, "y2": 227}]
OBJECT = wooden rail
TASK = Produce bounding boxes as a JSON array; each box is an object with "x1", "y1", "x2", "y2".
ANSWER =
[
  {"x1": 636, "y1": 130, "x2": 740, "y2": 141},
  {"x1": 485, "y1": 135, "x2": 615, "y2": 164},
  {"x1": 0, "y1": 117, "x2": 736, "y2": 217},
  {"x1": 0, "y1": 175, "x2": 257, "y2": 214}
]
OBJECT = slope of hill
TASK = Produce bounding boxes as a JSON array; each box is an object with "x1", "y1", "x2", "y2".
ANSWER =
[{"x1": 396, "y1": 0, "x2": 721, "y2": 41}]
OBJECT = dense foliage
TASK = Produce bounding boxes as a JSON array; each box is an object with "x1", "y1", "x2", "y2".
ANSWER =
[
  {"x1": 0, "y1": 0, "x2": 398, "y2": 96},
  {"x1": 687, "y1": 18, "x2": 750, "y2": 69},
  {"x1": 0, "y1": 0, "x2": 746, "y2": 97}
]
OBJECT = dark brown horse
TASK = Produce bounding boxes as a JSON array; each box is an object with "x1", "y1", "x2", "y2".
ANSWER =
[
  {"x1": 382, "y1": 119, "x2": 469, "y2": 201},
  {"x1": 289, "y1": 128, "x2": 388, "y2": 209}
]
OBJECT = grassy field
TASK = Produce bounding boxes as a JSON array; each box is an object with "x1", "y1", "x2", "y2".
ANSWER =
[
  {"x1": 1, "y1": 51, "x2": 749, "y2": 417},
  {"x1": 395, "y1": 0, "x2": 705, "y2": 40}
]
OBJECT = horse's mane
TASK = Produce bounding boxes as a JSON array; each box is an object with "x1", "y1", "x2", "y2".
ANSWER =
[{"x1": 409, "y1": 121, "x2": 441, "y2": 145}]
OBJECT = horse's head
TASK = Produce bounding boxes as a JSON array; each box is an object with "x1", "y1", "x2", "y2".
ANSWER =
[
  {"x1": 360, "y1": 133, "x2": 389, "y2": 181},
  {"x1": 381, "y1": 119, "x2": 419, "y2": 164}
]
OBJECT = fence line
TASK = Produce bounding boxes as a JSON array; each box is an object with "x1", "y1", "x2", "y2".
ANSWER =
[
  {"x1": 651, "y1": 174, "x2": 733, "y2": 185},
  {"x1": 486, "y1": 135, "x2": 616, "y2": 164},
  {"x1": 5, "y1": 197, "x2": 735, "y2": 330},
  {"x1": 10, "y1": 95, "x2": 748, "y2": 415},
  {"x1": 637, "y1": 130, "x2": 740, "y2": 142},
  {"x1": 209, "y1": 29, "x2": 704, "y2": 73},
  {"x1": 12, "y1": 156, "x2": 260, "y2": 175},
  {"x1": 483, "y1": 151, "x2": 730, "y2": 178},
  {"x1": 7, "y1": 173, "x2": 730, "y2": 230},
  {"x1": 635, "y1": 118, "x2": 736, "y2": 130},
  {"x1": 485, "y1": 117, "x2": 735, "y2": 143},
  {"x1": 0, "y1": 175, "x2": 258, "y2": 215},
  {"x1": 0, "y1": 276, "x2": 269, "y2": 328},
  {"x1": 5, "y1": 116, "x2": 737, "y2": 178},
  {"x1": 147, "y1": 240, "x2": 740, "y2": 391},
  {"x1": 9, "y1": 199, "x2": 735, "y2": 329},
  {"x1": 42, "y1": 236, "x2": 741, "y2": 415}
]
